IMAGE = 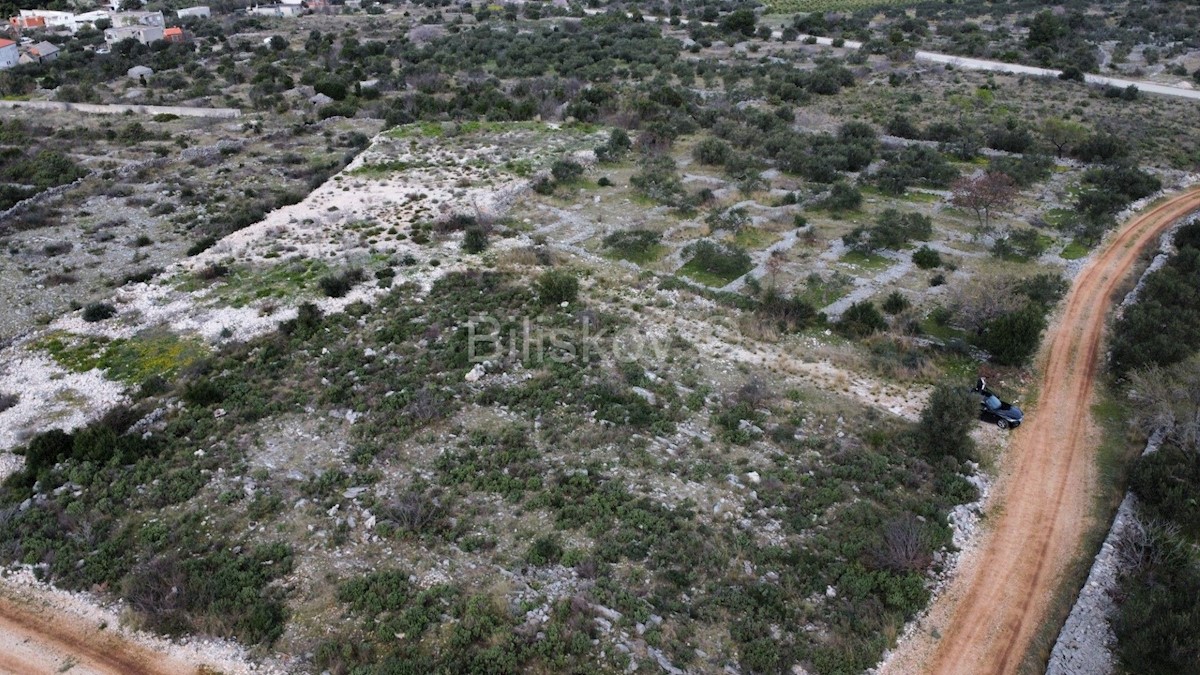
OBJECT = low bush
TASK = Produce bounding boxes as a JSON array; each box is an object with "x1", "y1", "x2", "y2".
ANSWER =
[
  {"x1": 819, "y1": 181, "x2": 862, "y2": 213},
  {"x1": 82, "y1": 302, "x2": 117, "y2": 322},
  {"x1": 536, "y1": 269, "x2": 579, "y2": 305},
  {"x1": 917, "y1": 383, "x2": 977, "y2": 461},
  {"x1": 462, "y1": 226, "x2": 489, "y2": 254},
  {"x1": 882, "y1": 291, "x2": 910, "y2": 315},
  {"x1": 602, "y1": 229, "x2": 661, "y2": 262},
  {"x1": 913, "y1": 246, "x2": 942, "y2": 269},
  {"x1": 843, "y1": 209, "x2": 933, "y2": 253},
  {"x1": 1129, "y1": 446, "x2": 1200, "y2": 537},
  {"x1": 836, "y1": 301, "x2": 886, "y2": 338},
  {"x1": 1112, "y1": 521, "x2": 1200, "y2": 673},
  {"x1": 318, "y1": 268, "x2": 365, "y2": 298},
  {"x1": 758, "y1": 288, "x2": 819, "y2": 332},
  {"x1": 680, "y1": 240, "x2": 752, "y2": 283},
  {"x1": 1110, "y1": 221, "x2": 1200, "y2": 376},
  {"x1": 630, "y1": 155, "x2": 686, "y2": 207},
  {"x1": 526, "y1": 535, "x2": 564, "y2": 565},
  {"x1": 976, "y1": 306, "x2": 1046, "y2": 366},
  {"x1": 550, "y1": 159, "x2": 584, "y2": 184}
]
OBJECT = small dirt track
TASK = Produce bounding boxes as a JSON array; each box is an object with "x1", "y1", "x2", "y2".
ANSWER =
[
  {"x1": 0, "y1": 595, "x2": 203, "y2": 675},
  {"x1": 882, "y1": 188, "x2": 1200, "y2": 675}
]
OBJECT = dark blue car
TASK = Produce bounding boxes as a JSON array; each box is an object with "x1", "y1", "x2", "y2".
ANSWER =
[{"x1": 974, "y1": 378, "x2": 1023, "y2": 429}]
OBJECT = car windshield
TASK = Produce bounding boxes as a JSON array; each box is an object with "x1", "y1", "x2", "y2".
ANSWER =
[{"x1": 984, "y1": 395, "x2": 1002, "y2": 410}]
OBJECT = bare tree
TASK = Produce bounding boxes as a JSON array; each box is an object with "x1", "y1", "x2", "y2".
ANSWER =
[
  {"x1": 869, "y1": 514, "x2": 933, "y2": 573},
  {"x1": 951, "y1": 171, "x2": 1018, "y2": 236},
  {"x1": 947, "y1": 274, "x2": 1026, "y2": 334},
  {"x1": 765, "y1": 249, "x2": 785, "y2": 290},
  {"x1": 1128, "y1": 357, "x2": 1200, "y2": 455}
]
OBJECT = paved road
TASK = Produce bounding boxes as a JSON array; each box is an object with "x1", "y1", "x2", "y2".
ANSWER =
[
  {"x1": 625, "y1": 11, "x2": 1200, "y2": 102},
  {"x1": 776, "y1": 31, "x2": 1200, "y2": 101}
]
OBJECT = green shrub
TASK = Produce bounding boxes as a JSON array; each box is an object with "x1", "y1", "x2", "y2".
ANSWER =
[
  {"x1": 183, "y1": 379, "x2": 225, "y2": 406},
  {"x1": 993, "y1": 228, "x2": 1049, "y2": 260},
  {"x1": 1016, "y1": 273, "x2": 1068, "y2": 306},
  {"x1": 976, "y1": 306, "x2": 1046, "y2": 366},
  {"x1": 595, "y1": 128, "x2": 631, "y2": 163},
  {"x1": 1112, "y1": 523, "x2": 1200, "y2": 674},
  {"x1": 917, "y1": 383, "x2": 978, "y2": 461},
  {"x1": 462, "y1": 226, "x2": 489, "y2": 254},
  {"x1": 526, "y1": 535, "x2": 564, "y2": 565},
  {"x1": 1130, "y1": 446, "x2": 1200, "y2": 537},
  {"x1": 338, "y1": 570, "x2": 413, "y2": 616},
  {"x1": 319, "y1": 268, "x2": 365, "y2": 298},
  {"x1": 820, "y1": 181, "x2": 862, "y2": 213},
  {"x1": 82, "y1": 302, "x2": 117, "y2": 322},
  {"x1": 186, "y1": 236, "x2": 217, "y2": 256},
  {"x1": 882, "y1": 291, "x2": 910, "y2": 315},
  {"x1": 536, "y1": 269, "x2": 579, "y2": 305},
  {"x1": 602, "y1": 229, "x2": 661, "y2": 262},
  {"x1": 550, "y1": 159, "x2": 584, "y2": 184},
  {"x1": 680, "y1": 240, "x2": 752, "y2": 284},
  {"x1": 693, "y1": 137, "x2": 732, "y2": 165},
  {"x1": 989, "y1": 153, "x2": 1053, "y2": 187},
  {"x1": 873, "y1": 146, "x2": 957, "y2": 195},
  {"x1": 913, "y1": 246, "x2": 942, "y2": 269},
  {"x1": 630, "y1": 155, "x2": 686, "y2": 206},
  {"x1": 758, "y1": 288, "x2": 819, "y2": 332},
  {"x1": 1075, "y1": 165, "x2": 1161, "y2": 220},
  {"x1": 843, "y1": 208, "x2": 933, "y2": 252},
  {"x1": 836, "y1": 301, "x2": 886, "y2": 338}
]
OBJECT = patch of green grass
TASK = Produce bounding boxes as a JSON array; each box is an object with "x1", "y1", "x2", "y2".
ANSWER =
[
  {"x1": 1061, "y1": 240, "x2": 1090, "y2": 260},
  {"x1": 840, "y1": 250, "x2": 893, "y2": 271},
  {"x1": 795, "y1": 272, "x2": 853, "y2": 308},
  {"x1": 504, "y1": 159, "x2": 534, "y2": 177},
  {"x1": 606, "y1": 244, "x2": 668, "y2": 265},
  {"x1": 215, "y1": 258, "x2": 332, "y2": 308},
  {"x1": 346, "y1": 160, "x2": 425, "y2": 177},
  {"x1": 1044, "y1": 208, "x2": 1076, "y2": 228},
  {"x1": 678, "y1": 261, "x2": 738, "y2": 287},
  {"x1": 732, "y1": 227, "x2": 781, "y2": 250},
  {"x1": 919, "y1": 317, "x2": 969, "y2": 342},
  {"x1": 900, "y1": 190, "x2": 941, "y2": 204},
  {"x1": 39, "y1": 331, "x2": 208, "y2": 384}
]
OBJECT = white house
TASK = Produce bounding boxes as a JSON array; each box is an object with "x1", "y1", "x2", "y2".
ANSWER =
[
  {"x1": 248, "y1": 4, "x2": 303, "y2": 17},
  {"x1": 127, "y1": 64, "x2": 153, "y2": 79},
  {"x1": 13, "y1": 9, "x2": 77, "y2": 31},
  {"x1": 110, "y1": 10, "x2": 164, "y2": 27},
  {"x1": 176, "y1": 6, "x2": 211, "y2": 18},
  {"x1": 75, "y1": 10, "x2": 112, "y2": 27},
  {"x1": 104, "y1": 24, "x2": 163, "y2": 45},
  {"x1": 0, "y1": 39, "x2": 18, "y2": 70}
]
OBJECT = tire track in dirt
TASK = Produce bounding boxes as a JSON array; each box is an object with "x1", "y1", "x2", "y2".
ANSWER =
[
  {"x1": 0, "y1": 596, "x2": 204, "y2": 675},
  {"x1": 881, "y1": 188, "x2": 1200, "y2": 675}
]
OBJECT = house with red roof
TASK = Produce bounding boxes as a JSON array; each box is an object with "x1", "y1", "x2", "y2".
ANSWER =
[
  {"x1": 163, "y1": 26, "x2": 184, "y2": 42},
  {"x1": 0, "y1": 38, "x2": 17, "y2": 70}
]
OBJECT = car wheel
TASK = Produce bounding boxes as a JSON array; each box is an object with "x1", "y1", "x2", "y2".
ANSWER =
[{"x1": 996, "y1": 419, "x2": 1009, "y2": 430}]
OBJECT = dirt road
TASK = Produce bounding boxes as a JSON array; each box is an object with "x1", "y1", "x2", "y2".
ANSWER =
[
  {"x1": 0, "y1": 595, "x2": 204, "y2": 675},
  {"x1": 881, "y1": 188, "x2": 1200, "y2": 675}
]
